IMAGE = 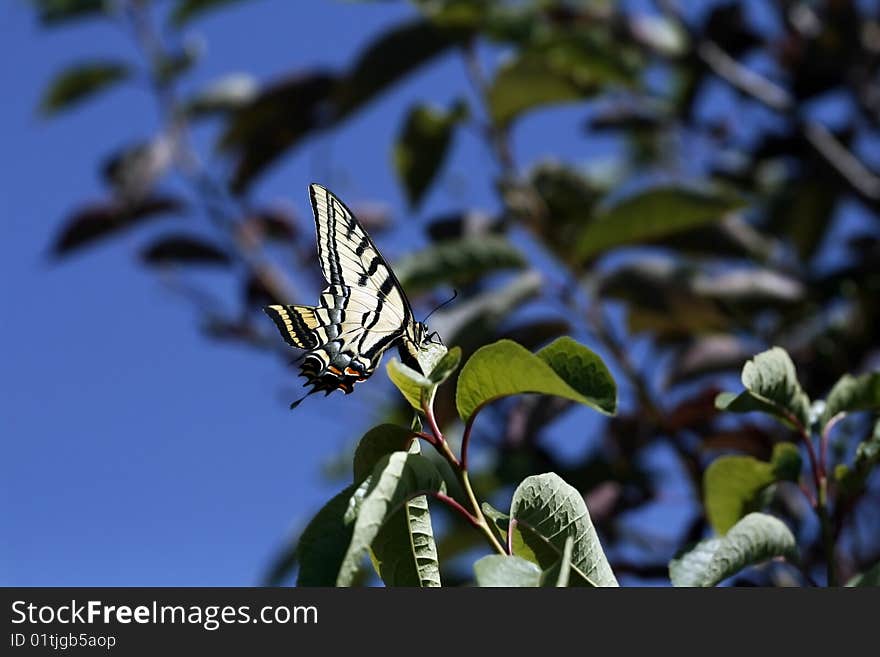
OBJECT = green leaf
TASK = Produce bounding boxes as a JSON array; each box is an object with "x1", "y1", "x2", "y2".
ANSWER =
[
  {"x1": 394, "y1": 236, "x2": 526, "y2": 295},
  {"x1": 488, "y1": 53, "x2": 585, "y2": 126},
  {"x1": 336, "y1": 452, "x2": 445, "y2": 586},
  {"x1": 352, "y1": 424, "x2": 415, "y2": 483},
  {"x1": 428, "y1": 346, "x2": 462, "y2": 385},
  {"x1": 539, "y1": 536, "x2": 576, "y2": 587},
  {"x1": 295, "y1": 424, "x2": 422, "y2": 586},
  {"x1": 845, "y1": 560, "x2": 880, "y2": 587},
  {"x1": 703, "y1": 443, "x2": 802, "y2": 534},
  {"x1": 295, "y1": 484, "x2": 360, "y2": 586},
  {"x1": 715, "y1": 347, "x2": 811, "y2": 432},
  {"x1": 225, "y1": 20, "x2": 471, "y2": 191},
  {"x1": 455, "y1": 337, "x2": 616, "y2": 422},
  {"x1": 386, "y1": 345, "x2": 458, "y2": 411},
  {"x1": 575, "y1": 187, "x2": 745, "y2": 261},
  {"x1": 32, "y1": 0, "x2": 107, "y2": 26},
  {"x1": 473, "y1": 555, "x2": 542, "y2": 587},
  {"x1": 821, "y1": 372, "x2": 880, "y2": 430},
  {"x1": 509, "y1": 472, "x2": 618, "y2": 586},
  {"x1": 41, "y1": 62, "x2": 130, "y2": 116},
  {"x1": 170, "y1": 0, "x2": 253, "y2": 26},
  {"x1": 393, "y1": 100, "x2": 467, "y2": 209},
  {"x1": 487, "y1": 39, "x2": 634, "y2": 126},
  {"x1": 369, "y1": 441, "x2": 441, "y2": 587},
  {"x1": 669, "y1": 513, "x2": 797, "y2": 587},
  {"x1": 834, "y1": 419, "x2": 880, "y2": 498}
]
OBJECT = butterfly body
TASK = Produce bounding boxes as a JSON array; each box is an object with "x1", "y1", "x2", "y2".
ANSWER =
[{"x1": 265, "y1": 184, "x2": 434, "y2": 407}]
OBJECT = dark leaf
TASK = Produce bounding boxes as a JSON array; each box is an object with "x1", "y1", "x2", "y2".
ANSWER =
[
  {"x1": 170, "y1": 0, "x2": 254, "y2": 26},
  {"x1": 141, "y1": 234, "x2": 231, "y2": 266},
  {"x1": 40, "y1": 61, "x2": 130, "y2": 115},
  {"x1": 32, "y1": 0, "x2": 107, "y2": 26},
  {"x1": 52, "y1": 196, "x2": 184, "y2": 257},
  {"x1": 333, "y1": 19, "x2": 472, "y2": 119},
  {"x1": 517, "y1": 162, "x2": 602, "y2": 262},
  {"x1": 243, "y1": 273, "x2": 286, "y2": 308},
  {"x1": 239, "y1": 208, "x2": 299, "y2": 243},
  {"x1": 393, "y1": 100, "x2": 467, "y2": 209},
  {"x1": 221, "y1": 71, "x2": 338, "y2": 192},
  {"x1": 223, "y1": 20, "x2": 470, "y2": 190},
  {"x1": 426, "y1": 211, "x2": 502, "y2": 242}
]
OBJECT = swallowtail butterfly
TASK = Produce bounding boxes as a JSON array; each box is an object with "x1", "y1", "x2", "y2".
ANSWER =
[{"x1": 265, "y1": 184, "x2": 439, "y2": 408}]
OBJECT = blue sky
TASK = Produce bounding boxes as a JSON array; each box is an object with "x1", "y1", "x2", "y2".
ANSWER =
[{"x1": 1, "y1": 0, "x2": 616, "y2": 585}]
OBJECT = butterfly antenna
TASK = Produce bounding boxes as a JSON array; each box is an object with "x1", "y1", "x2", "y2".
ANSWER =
[{"x1": 424, "y1": 289, "x2": 458, "y2": 322}]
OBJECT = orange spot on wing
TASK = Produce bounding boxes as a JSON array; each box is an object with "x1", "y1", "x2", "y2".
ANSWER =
[
  {"x1": 328, "y1": 366, "x2": 343, "y2": 375},
  {"x1": 344, "y1": 367, "x2": 360, "y2": 376}
]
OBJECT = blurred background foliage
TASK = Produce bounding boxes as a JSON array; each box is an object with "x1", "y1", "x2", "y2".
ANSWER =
[{"x1": 32, "y1": 0, "x2": 880, "y2": 585}]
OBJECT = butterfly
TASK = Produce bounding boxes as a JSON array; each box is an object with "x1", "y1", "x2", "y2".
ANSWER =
[{"x1": 265, "y1": 184, "x2": 440, "y2": 408}]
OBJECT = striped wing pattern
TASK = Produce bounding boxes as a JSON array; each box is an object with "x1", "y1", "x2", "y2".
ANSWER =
[{"x1": 265, "y1": 184, "x2": 424, "y2": 408}]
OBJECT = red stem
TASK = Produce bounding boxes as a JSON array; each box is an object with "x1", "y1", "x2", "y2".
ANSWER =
[
  {"x1": 431, "y1": 492, "x2": 481, "y2": 529},
  {"x1": 460, "y1": 415, "x2": 477, "y2": 472}
]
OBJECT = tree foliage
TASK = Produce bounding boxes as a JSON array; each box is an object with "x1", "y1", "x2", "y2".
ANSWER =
[{"x1": 35, "y1": 0, "x2": 880, "y2": 586}]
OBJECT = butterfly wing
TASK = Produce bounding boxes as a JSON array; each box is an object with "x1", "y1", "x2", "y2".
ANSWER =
[{"x1": 265, "y1": 184, "x2": 420, "y2": 407}]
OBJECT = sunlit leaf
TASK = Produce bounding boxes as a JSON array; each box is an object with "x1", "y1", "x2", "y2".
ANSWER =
[
  {"x1": 821, "y1": 372, "x2": 880, "y2": 430},
  {"x1": 473, "y1": 554, "x2": 541, "y2": 587},
  {"x1": 387, "y1": 345, "x2": 459, "y2": 410},
  {"x1": 295, "y1": 425, "x2": 421, "y2": 586},
  {"x1": 103, "y1": 139, "x2": 174, "y2": 200},
  {"x1": 509, "y1": 472, "x2": 617, "y2": 586},
  {"x1": 369, "y1": 441, "x2": 440, "y2": 587},
  {"x1": 703, "y1": 443, "x2": 802, "y2": 534},
  {"x1": 455, "y1": 337, "x2": 616, "y2": 422},
  {"x1": 669, "y1": 513, "x2": 797, "y2": 587},
  {"x1": 715, "y1": 347, "x2": 812, "y2": 432},
  {"x1": 337, "y1": 452, "x2": 445, "y2": 586},
  {"x1": 40, "y1": 61, "x2": 130, "y2": 115},
  {"x1": 184, "y1": 74, "x2": 259, "y2": 117}
]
